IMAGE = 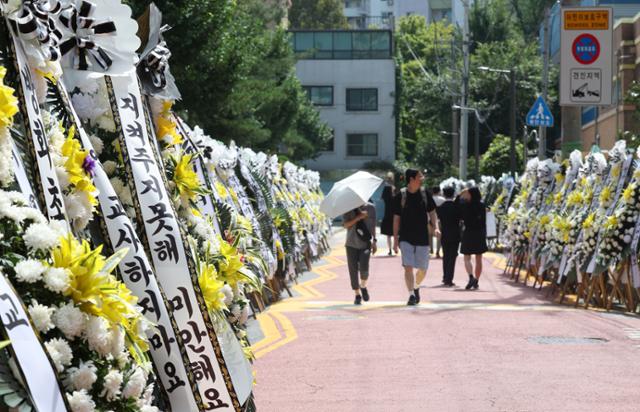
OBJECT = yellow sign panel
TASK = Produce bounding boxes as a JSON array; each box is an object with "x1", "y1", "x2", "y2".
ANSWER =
[{"x1": 564, "y1": 10, "x2": 609, "y2": 30}]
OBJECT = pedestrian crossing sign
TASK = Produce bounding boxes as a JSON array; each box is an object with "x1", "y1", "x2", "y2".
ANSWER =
[{"x1": 526, "y1": 96, "x2": 554, "y2": 127}]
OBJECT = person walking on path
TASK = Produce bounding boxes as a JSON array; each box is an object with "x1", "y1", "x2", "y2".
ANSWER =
[
  {"x1": 343, "y1": 202, "x2": 377, "y2": 304},
  {"x1": 431, "y1": 186, "x2": 445, "y2": 259},
  {"x1": 436, "y1": 186, "x2": 461, "y2": 287},
  {"x1": 380, "y1": 172, "x2": 396, "y2": 256},
  {"x1": 393, "y1": 169, "x2": 440, "y2": 305},
  {"x1": 459, "y1": 187, "x2": 488, "y2": 290}
]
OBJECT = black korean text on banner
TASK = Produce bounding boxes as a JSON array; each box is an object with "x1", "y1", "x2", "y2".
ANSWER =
[
  {"x1": 56, "y1": 78, "x2": 200, "y2": 411},
  {"x1": 0, "y1": 275, "x2": 67, "y2": 412},
  {"x1": 107, "y1": 73, "x2": 241, "y2": 411},
  {"x1": 174, "y1": 118, "x2": 221, "y2": 236},
  {"x1": 11, "y1": 142, "x2": 39, "y2": 210},
  {"x1": 9, "y1": 27, "x2": 68, "y2": 226}
]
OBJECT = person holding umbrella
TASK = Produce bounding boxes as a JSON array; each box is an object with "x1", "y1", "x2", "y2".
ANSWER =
[
  {"x1": 343, "y1": 202, "x2": 377, "y2": 304},
  {"x1": 319, "y1": 171, "x2": 383, "y2": 304}
]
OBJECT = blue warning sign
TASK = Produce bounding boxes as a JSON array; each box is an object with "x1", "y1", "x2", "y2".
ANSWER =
[{"x1": 526, "y1": 96, "x2": 554, "y2": 127}]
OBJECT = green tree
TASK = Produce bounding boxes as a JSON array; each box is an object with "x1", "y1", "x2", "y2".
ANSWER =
[
  {"x1": 289, "y1": 0, "x2": 348, "y2": 29},
  {"x1": 470, "y1": 0, "x2": 512, "y2": 49},
  {"x1": 124, "y1": 0, "x2": 330, "y2": 161},
  {"x1": 480, "y1": 134, "x2": 523, "y2": 178},
  {"x1": 509, "y1": 0, "x2": 557, "y2": 40}
]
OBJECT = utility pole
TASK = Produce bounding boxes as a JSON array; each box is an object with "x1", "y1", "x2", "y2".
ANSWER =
[
  {"x1": 475, "y1": 113, "x2": 480, "y2": 179},
  {"x1": 459, "y1": 0, "x2": 470, "y2": 180},
  {"x1": 451, "y1": 38, "x2": 459, "y2": 166},
  {"x1": 510, "y1": 68, "x2": 516, "y2": 176},
  {"x1": 539, "y1": 5, "x2": 551, "y2": 160}
]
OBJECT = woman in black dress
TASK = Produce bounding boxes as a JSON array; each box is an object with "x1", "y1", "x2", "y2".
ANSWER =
[
  {"x1": 459, "y1": 187, "x2": 488, "y2": 290},
  {"x1": 380, "y1": 172, "x2": 395, "y2": 255}
]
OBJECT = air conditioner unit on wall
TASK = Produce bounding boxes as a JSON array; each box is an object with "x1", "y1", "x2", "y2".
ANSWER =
[{"x1": 387, "y1": 0, "x2": 393, "y2": 6}]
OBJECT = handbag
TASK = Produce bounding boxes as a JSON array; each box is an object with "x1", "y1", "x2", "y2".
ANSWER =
[{"x1": 355, "y1": 219, "x2": 372, "y2": 246}]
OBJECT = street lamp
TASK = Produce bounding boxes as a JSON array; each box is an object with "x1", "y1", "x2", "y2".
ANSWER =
[{"x1": 478, "y1": 66, "x2": 517, "y2": 177}]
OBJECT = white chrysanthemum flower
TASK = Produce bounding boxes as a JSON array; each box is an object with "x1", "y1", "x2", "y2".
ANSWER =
[
  {"x1": 96, "y1": 114, "x2": 116, "y2": 133},
  {"x1": 14, "y1": 259, "x2": 45, "y2": 283},
  {"x1": 624, "y1": 235, "x2": 632, "y2": 244},
  {"x1": 45, "y1": 338, "x2": 73, "y2": 372},
  {"x1": 28, "y1": 301, "x2": 54, "y2": 333},
  {"x1": 109, "y1": 177, "x2": 125, "y2": 196},
  {"x1": 21, "y1": 207, "x2": 46, "y2": 224},
  {"x1": 102, "y1": 160, "x2": 117, "y2": 175},
  {"x1": 84, "y1": 316, "x2": 111, "y2": 356},
  {"x1": 119, "y1": 186, "x2": 134, "y2": 207},
  {"x1": 101, "y1": 369, "x2": 123, "y2": 401},
  {"x1": 110, "y1": 325, "x2": 125, "y2": 359},
  {"x1": 66, "y1": 361, "x2": 98, "y2": 391},
  {"x1": 23, "y1": 223, "x2": 62, "y2": 250},
  {"x1": 140, "y1": 406, "x2": 159, "y2": 412},
  {"x1": 54, "y1": 303, "x2": 85, "y2": 339},
  {"x1": 88, "y1": 135, "x2": 104, "y2": 156},
  {"x1": 67, "y1": 389, "x2": 96, "y2": 412},
  {"x1": 239, "y1": 306, "x2": 249, "y2": 325},
  {"x1": 44, "y1": 267, "x2": 71, "y2": 294},
  {"x1": 122, "y1": 367, "x2": 146, "y2": 399},
  {"x1": 48, "y1": 219, "x2": 68, "y2": 237},
  {"x1": 221, "y1": 284, "x2": 234, "y2": 306}
]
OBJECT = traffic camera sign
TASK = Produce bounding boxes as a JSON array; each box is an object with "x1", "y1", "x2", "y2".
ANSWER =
[{"x1": 560, "y1": 8, "x2": 612, "y2": 106}]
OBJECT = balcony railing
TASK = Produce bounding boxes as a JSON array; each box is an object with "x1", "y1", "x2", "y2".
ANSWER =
[{"x1": 347, "y1": 15, "x2": 395, "y2": 30}]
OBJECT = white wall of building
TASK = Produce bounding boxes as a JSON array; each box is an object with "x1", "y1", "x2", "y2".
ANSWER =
[{"x1": 296, "y1": 59, "x2": 397, "y2": 171}]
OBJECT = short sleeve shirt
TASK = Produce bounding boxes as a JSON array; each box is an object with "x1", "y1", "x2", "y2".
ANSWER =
[
  {"x1": 393, "y1": 189, "x2": 437, "y2": 246},
  {"x1": 343, "y1": 203, "x2": 377, "y2": 249}
]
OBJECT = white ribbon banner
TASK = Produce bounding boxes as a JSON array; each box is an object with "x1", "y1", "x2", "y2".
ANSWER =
[
  {"x1": 108, "y1": 73, "x2": 240, "y2": 411},
  {"x1": 11, "y1": 27, "x2": 68, "y2": 226},
  {"x1": 629, "y1": 214, "x2": 640, "y2": 287},
  {"x1": 0, "y1": 275, "x2": 66, "y2": 412},
  {"x1": 57, "y1": 77, "x2": 199, "y2": 411},
  {"x1": 11, "y1": 141, "x2": 38, "y2": 210}
]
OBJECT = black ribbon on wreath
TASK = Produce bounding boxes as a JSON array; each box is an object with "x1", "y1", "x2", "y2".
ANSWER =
[
  {"x1": 9, "y1": 0, "x2": 63, "y2": 62},
  {"x1": 138, "y1": 37, "x2": 170, "y2": 90},
  {"x1": 58, "y1": 0, "x2": 116, "y2": 71}
]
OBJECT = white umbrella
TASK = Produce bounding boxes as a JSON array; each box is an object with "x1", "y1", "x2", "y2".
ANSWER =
[{"x1": 320, "y1": 171, "x2": 383, "y2": 218}]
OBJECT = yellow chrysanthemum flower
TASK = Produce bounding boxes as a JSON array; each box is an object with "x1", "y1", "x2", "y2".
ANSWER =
[
  {"x1": 198, "y1": 262, "x2": 226, "y2": 312},
  {"x1": 217, "y1": 237, "x2": 245, "y2": 288},
  {"x1": 0, "y1": 67, "x2": 18, "y2": 128},
  {"x1": 604, "y1": 215, "x2": 619, "y2": 231},
  {"x1": 173, "y1": 153, "x2": 202, "y2": 202},
  {"x1": 582, "y1": 212, "x2": 595, "y2": 230},
  {"x1": 599, "y1": 186, "x2": 612, "y2": 205},
  {"x1": 235, "y1": 214, "x2": 253, "y2": 232},
  {"x1": 566, "y1": 190, "x2": 584, "y2": 207},
  {"x1": 215, "y1": 181, "x2": 229, "y2": 199},
  {"x1": 156, "y1": 101, "x2": 183, "y2": 146},
  {"x1": 61, "y1": 128, "x2": 98, "y2": 205},
  {"x1": 539, "y1": 215, "x2": 551, "y2": 226},
  {"x1": 228, "y1": 187, "x2": 239, "y2": 204},
  {"x1": 50, "y1": 234, "x2": 149, "y2": 359},
  {"x1": 623, "y1": 184, "x2": 636, "y2": 204},
  {"x1": 612, "y1": 164, "x2": 621, "y2": 178}
]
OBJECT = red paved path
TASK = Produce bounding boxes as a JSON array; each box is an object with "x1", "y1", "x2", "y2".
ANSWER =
[{"x1": 252, "y1": 234, "x2": 640, "y2": 412}]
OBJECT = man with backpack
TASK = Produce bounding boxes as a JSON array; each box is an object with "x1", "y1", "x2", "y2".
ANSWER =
[
  {"x1": 343, "y1": 202, "x2": 377, "y2": 305},
  {"x1": 393, "y1": 169, "x2": 440, "y2": 305}
]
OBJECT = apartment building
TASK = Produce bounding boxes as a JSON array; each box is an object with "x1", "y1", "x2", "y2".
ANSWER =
[
  {"x1": 291, "y1": 29, "x2": 397, "y2": 171},
  {"x1": 343, "y1": 0, "x2": 468, "y2": 30}
]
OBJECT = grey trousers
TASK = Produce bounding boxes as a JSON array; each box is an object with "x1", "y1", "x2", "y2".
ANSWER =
[{"x1": 346, "y1": 246, "x2": 370, "y2": 290}]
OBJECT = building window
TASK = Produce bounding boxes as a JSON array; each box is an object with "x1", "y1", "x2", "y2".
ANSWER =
[
  {"x1": 323, "y1": 129, "x2": 335, "y2": 152},
  {"x1": 290, "y1": 30, "x2": 392, "y2": 59},
  {"x1": 303, "y1": 86, "x2": 334, "y2": 106},
  {"x1": 346, "y1": 88, "x2": 378, "y2": 111},
  {"x1": 347, "y1": 133, "x2": 378, "y2": 156}
]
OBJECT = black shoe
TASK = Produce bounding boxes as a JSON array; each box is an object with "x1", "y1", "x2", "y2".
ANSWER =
[
  {"x1": 407, "y1": 294, "x2": 417, "y2": 306},
  {"x1": 465, "y1": 275, "x2": 475, "y2": 290},
  {"x1": 354, "y1": 295, "x2": 362, "y2": 305},
  {"x1": 388, "y1": 250, "x2": 393, "y2": 256},
  {"x1": 361, "y1": 287, "x2": 370, "y2": 302},
  {"x1": 472, "y1": 278, "x2": 479, "y2": 289},
  {"x1": 413, "y1": 288, "x2": 420, "y2": 304}
]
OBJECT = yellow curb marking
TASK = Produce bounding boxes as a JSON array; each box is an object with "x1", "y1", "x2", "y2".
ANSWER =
[{"x1": 250, "y1": 249, "x2": 345, "y2": 358}]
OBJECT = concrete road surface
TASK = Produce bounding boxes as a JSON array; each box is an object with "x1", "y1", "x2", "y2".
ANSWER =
[{"x1": 249, "y1": 232, "x2": 640, "y2": 412}]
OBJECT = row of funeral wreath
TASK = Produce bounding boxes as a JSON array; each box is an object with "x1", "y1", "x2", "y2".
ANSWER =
[
  {"x1": 0, "y1": 1, "x2": 331, "y2": 411},
  {"x1": 486, "y1": 140, "x2": 640, "y2": 307}
]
